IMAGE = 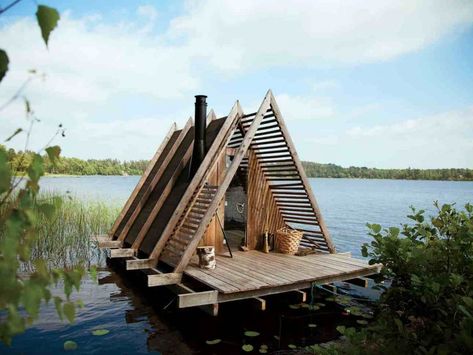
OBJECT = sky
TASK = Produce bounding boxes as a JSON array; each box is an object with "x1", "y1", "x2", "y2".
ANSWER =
[{"x1": 0, "y1": 0, "x2": 472, "y2": 169}]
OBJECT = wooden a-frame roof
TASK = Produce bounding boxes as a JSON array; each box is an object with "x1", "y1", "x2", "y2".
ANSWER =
[{"x1": 100, "y1": 90, "x2": 336, "y2": 277}]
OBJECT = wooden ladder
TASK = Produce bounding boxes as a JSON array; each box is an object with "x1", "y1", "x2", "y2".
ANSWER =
[{"x1": 160, "y1": 183, "x2": 218, "y2": 266}]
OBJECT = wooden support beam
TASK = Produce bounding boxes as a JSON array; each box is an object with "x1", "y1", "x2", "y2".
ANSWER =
[
  {"x1": 178, "y1": 290, "x2": 218, "y2": 308},
  {"x1": 117, "y1": 118, "x2": 193, "y2": 242},
  {"x1": 344, "y1": 278, "x2": 369, "y2": 288},
  {"x1": 294, "y1": 290, "x2": 307, "y2": 303},
  {"x1": 98, "y1": 239, "x2": 122, "y2": 249},
  {"x1": 126, "y1": 258, "x2": 157, "y2": 270},
  {"x1": 108, "y1": 123, "x2": 177, "y2": 239},
  {"x1": 199, "y1": 303, "x2": 219, "y2": 317},
  {"x1": 248, "y1": 297, "x2": 266, "y2": 311},
  {"x1": 92, "y1": 235, "x2": 122, "y2": 248},
  {"x1": 110, "y1": 248, "x2": 135, "y2": 258},
  {"x1": 270, "y1": 93, "x2": 336, "y2": 253},
  {"x1": 148, "y1": 272, "x2": 183, "y2": 287},
  {"x1": 174, "y1": 90, "x2": 272, "y2": 272},
  {"x1": 149, "y1": 100, "x2": 244, "y2": 261}
]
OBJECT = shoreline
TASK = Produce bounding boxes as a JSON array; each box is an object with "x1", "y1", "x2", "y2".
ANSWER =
[{"x1": 39, "y1": 174, "x2": 473, "y2": 182}]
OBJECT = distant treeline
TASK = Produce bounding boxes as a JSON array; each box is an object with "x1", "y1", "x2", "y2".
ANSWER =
[
  {"x1": 1, "y1": 146, "x2": 147, "y2": 176},
  {"x1": 302, "y1": 161, "x2": 473, "y2": 181},
  {"x1": 2, "y1": 145, "x2": 471, "y2": 181}
]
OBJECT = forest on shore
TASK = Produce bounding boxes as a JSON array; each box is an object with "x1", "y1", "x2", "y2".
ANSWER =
[{"x1": 2, "y1": 145, "x2": 472, "y2": 181}]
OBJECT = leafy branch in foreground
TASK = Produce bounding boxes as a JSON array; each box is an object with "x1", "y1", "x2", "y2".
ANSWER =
[
  {"x1": 0, "y1": 3, "x2": 92, "y2": 345},
  {"x1": 324, "y1": 203, "x2": 473, "y2": 354}
]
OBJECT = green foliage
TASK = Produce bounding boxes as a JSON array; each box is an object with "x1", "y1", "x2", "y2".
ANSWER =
[
  {"x1": 302, "y1": 161, "x2": 473, "y2": 181},
  {"x1": 0, "y1": 3, "x2": 97, "y2": 345},
  {"x1": 2, "y1": 146, "x2": 148, "y2": 176},
  {"x1": 36, "y1": 5, "x2": 60, "y2": 47},
  {"x1": 329, "y1": 203, "x2": 473, "y2": 354}
]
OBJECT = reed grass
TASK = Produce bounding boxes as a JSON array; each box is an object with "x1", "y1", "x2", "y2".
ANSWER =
[{"x1": 1, "y1": 192, "x2": 121, "y2": 271}]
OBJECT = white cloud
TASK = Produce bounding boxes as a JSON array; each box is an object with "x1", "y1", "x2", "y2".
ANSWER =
[
  {"x1": 169, "y1": 0, "x2": 473, "y2": 71},
  {"x1": 276, "y1": 94, "x2": 335, "y2": 120},
  {"x1": 0, "y1": 12, "x2": 197, "y2": 160},
  {"x1": 305, "y1": 107, "x2": 473, "y2": 168}
]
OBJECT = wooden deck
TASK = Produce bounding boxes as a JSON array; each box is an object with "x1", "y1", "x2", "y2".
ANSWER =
[{"x1": 184, "y1": 251, "x2": 381, "y2": 297}]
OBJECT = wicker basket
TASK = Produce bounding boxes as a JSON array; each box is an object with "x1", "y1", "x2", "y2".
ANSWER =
[{"x1": 275, "y1": 227, "x2": 303, "y2": 255}]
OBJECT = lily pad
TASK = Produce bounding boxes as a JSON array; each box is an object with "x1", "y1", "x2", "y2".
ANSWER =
[
  {"x1": 244, "y1": 330, "x2": 260, "y2": 337},
  {"x1": 300, "y1": 303, "x2": 310, "y2": 308},
  {"x1": 259, "y1": 349, "x2": 267, "y2": 354},
  {"x1": 308, "y1": 323, "x2": 317, "y2": 328},
  {"x1": 64, "y1": 340, "x2": 78, "y2": 351},
  {"x1": 288, "y1": 344, "x2": 297, "y2": 349},
  {"x1": 362, "y1": 313, "x2": 374, "y2": 319},
  {"x1": 356, "y1": 319, "x2": 369, "y2": 325},
  {"x1": 289, "y1": 304, "x2": 300, "y2": 309},
  {"x1": 260, "y1": 344, "x2": 268, "y2": 350},
  {"x1": 242, "y1": 344, "x2": 254, "y2": 352},
  {"x1": 206, "y1": 339, "x2": 221, "y2": 345},
  {"x1": 92, "y1": 329, "x2": 110, "y2": 336}
]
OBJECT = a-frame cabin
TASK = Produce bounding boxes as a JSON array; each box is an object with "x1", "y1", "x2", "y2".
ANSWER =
[{"x1": 95, "y1": 90, "x2": 380, "y2": 313}]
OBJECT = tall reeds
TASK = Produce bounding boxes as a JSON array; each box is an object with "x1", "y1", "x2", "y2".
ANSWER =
[{"x1": 0, "y1": 193, "x2": 121, "y2": 271}]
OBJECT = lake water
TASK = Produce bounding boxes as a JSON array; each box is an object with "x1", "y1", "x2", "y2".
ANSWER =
[
  {"x1": 39, "y1": 176, "x2": 473, "y2": 257},
  {"x1": 2, "y1": 177, "x2": 472, "y2": 354}
]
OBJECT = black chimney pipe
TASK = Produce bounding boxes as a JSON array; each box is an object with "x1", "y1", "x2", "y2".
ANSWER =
[{"x1": 189, "y1": 95, "x2": 207, "y2": 179}]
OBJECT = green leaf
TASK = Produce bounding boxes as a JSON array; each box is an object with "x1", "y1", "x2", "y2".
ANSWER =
[
  {"x1": 89, "y1": 265, "x2": 98, "y2": 282},
  {"x1": 54, "y1": 296, "x2": 63, "y2": 320},
  {"x1": 64, "y1": 340, "x2": 78, "y2": 351},
  {"x1": 27, "y1": 154, "x2": 45, "y2": 185},
  {"x1": 5, "y1": 128, "x2": 23, "y2": 142},
  {"x1": 205, "y1": 339, "x2": 221, "y2": 345},
  {"x1": 244, "y1": 331, "x2": 260, "y2": 337},
  {"x1": 92, "y1": 329, "x2": 109, "y2": 336},
  {"x1": 242, "y1": 344, "x2": 254, "y2": 352},
  {"x1": 371, "y1": 224, "x2": 382, "y2": 233},
  {"x1": 0, "y1": 149, "x2": 12, "y2": 194},
  {"x1": 63, "y1": 301, "x2": 75, "y2": 323},
  {"x1": 0, "y1": 49, "x2": 8, "y2": 82},
  {"x1": 336, "y1": 325, "x2": 346, "y2": 335},
  {"x1": 36, "y1": 5, "x2": 60, "y2": 47},
  {"x1": 45, "y1": 145, "x2": 61, "y2": 165}
]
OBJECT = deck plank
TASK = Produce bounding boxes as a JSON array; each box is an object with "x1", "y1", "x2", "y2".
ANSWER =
[{"x1": 184, "y1": 250, "x2": 381, "y2": 294}]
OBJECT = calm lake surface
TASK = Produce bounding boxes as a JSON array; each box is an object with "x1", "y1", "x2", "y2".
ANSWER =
[
  {"x1": 2, "y1": 177, "x2": 472, "y2": 354},
  {"x1": 39, "y1": 176, "x2": 473, "y2": 257}
]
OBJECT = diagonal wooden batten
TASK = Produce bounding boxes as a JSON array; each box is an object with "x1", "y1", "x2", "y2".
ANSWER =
[
  {"x1": 269, "y1": 93, "x2": 336, "y2": 253},
  {"x1": 130, "y1": 111, "x2": 218, "y2": 251},
  {"x1": 109, "y1": 123, "x2": 177, "y2": 240},
  {"x1": 173, "y1": 90, "x2": 272, "y2": 273},
  {"x1": 149, "y1": 101, "x2": 244, "y2": 262},
  {"x1": 117, "y1": 118, "x2": 193, "y2": 242}
]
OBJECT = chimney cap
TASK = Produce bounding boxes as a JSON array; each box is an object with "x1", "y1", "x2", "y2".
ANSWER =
[{"x1": 195, "y1": 95, "x2": 207, "y2": 99}]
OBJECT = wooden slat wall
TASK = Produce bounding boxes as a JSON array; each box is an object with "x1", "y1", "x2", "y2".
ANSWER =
[
  {"x1": 200, "y1": 149, "x2": 226, "y2": 253},
  {"x1": 247, "y1": 149, "x2": 285, "y2": 250}
]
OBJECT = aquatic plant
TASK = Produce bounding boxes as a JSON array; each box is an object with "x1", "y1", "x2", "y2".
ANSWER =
[
  {"x1": 24, "y1": 193, "x2": 119, "y2": 270},
  {"x1": 322, "y1": 202, "x2": 473, "y2": 354}
]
